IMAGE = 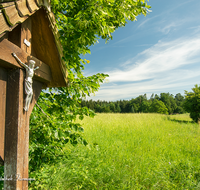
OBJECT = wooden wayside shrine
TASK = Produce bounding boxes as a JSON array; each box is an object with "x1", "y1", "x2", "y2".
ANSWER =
[{"x1": 0, "y1": 0, "x2": 68, "y2": 189}]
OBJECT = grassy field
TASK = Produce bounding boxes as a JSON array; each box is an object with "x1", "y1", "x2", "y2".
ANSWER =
[{"x1": 42, "y1": 113, "x2": 200, "y2": 189}]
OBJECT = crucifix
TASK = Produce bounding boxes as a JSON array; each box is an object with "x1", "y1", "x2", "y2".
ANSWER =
[
  {"x1": 0, "y1": 3, "x2": 68, "y2": 189},
  {"x1": 12, "y1": 53, "x2": 39, "y2": 112}
]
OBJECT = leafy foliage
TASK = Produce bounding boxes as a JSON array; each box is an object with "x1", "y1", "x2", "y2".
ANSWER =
[
  {"x1": 184, "y1": 84, "x2": 200, "y2": 123},
  {"x1": 160, "y1": 93, "x2": 177, "y2": 114},
  {"x1": 149, "y1": 99, "x2": 168, "y2": 114}
]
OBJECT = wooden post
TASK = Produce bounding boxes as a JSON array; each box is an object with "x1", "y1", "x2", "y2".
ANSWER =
[
  {"x1": 4, "y1": 69, "x2": 26, "y2": 189},
  {"x1": 4, "y1": 68, "x2": 43, "y2": 190},
  {"x1": 0, "y1": 67, "x2": 7, "y2": 165}
]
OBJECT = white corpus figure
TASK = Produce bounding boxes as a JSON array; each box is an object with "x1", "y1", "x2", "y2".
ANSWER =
[{"x1": 12, "y1": 53, "x2": 39, "y2": 111}]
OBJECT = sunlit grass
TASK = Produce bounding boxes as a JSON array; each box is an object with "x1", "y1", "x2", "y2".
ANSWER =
[{"x1": 43, "y1": 113, "x2": 200, "y2": 189}]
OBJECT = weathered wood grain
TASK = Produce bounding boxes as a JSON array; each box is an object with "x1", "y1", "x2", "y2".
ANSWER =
[
  {"x1": 32, "y1": 9, "x2": 68, "y2": 87},
  {"x1": 0, "y1": 1, "x2": 14, "y2": 8},
  {"x1": 4, "y1": 68, "x2": 43, "y2": 189},
  {"x1": 15, "y1": 0, "x2": 30, "y2": 16},
  {"x1": 0, "y1": 11, "x2": 10, "y2": 35},
  {"x1": 0, "y1": 0, "x2": 17, "y2": 3},
  {"x1": 4, "y1": 69, "x2": 25, "y2": 189},
  {"x1": 47, "y1": 12, "x2": 68, "y2": 86},
  {"x1": 0, "y1": 39, "x2": 52, "y2": 83},
  {"x1": 35, "y1": 0, "x2": 44, "y2": 7},
  {"x1": 21, "y1": 17, "x2": 32, "y2": 54},
  {"x1": 1, "y1": 2, "x2": 27, "y2": 26},
  {"x1": 26, "y1": 0, "x2": 39, "y2": 12},
  {"x1": 0, "y1": 67, "x2": 7, "y2": 164}
]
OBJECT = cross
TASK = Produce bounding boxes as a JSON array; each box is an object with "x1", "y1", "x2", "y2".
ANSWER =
[
  {"x1": 12, "y1": 53, "x2": 39, "y2": 112},
  {"x1": 0, "y1": 6, "x2": 68, "y2": 189},
  {"x1": 0, "y1": 18, "x2": 51, "y2": 189}
]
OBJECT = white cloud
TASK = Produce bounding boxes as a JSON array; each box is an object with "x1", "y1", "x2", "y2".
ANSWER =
[
  {"x1": 158, "y1": 22, "x2": 179, "y2": 34},
  {"x1": 108, "y1": 36, "x2": 200, "y2": 83},
  {"x1": 89, "y1": 35, "x2": 200, "y2": 101}
]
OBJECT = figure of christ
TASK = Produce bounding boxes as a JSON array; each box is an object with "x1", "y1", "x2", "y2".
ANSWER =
[{"x1": 12, "y1": 53, "x2": 39, "y2": 111}]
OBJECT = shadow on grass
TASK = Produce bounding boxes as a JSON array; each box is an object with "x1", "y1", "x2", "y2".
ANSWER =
[{"x1": 167, "y1": 117, "x2": 194, "y2": 124}]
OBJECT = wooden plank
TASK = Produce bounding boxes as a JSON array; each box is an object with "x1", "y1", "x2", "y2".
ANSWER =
[
  {"x1": 15, "y1": 0, "x2": 31, "y2": 16},
  {"x1": 4, "y1": 68, "x2": 43, "y2": 189},
  {"x1": 1, "y1": 2, "x2": 27, "y2": 26},
  {"x1": 32, "y1": 9, "x2": 68, "y2": 87},
  {"x1": 35, "y1": 0, "x2": 43, "y2": 7},
  {"x1": 0, "y1": 1, "x2": 14, "y2": 8},
  {"x1": 4, "y1": 69, "x2": 25, "y2": 189},
  {"x1": 21, "y1": 16, "x2": 31, "y2": 54},
  {"x1": 0, "y1": 67, "x2": 7, "y2": 165},
  {"x1": 0, "y1": 39, "x2": 52, "y2": 83},
  {"x1": 26, "y1": 0, "x2": 39, "y2": 13},
  {"x1": 21, "y1": 80, "x2": 43, "y2": 189},
  {"x1": 0, "y1": 11, "x2": 10, "y2": 35},
  {"x1": 0, "y1": 0, "x2": 18, "y2": 3},
  {"x1": 47, "y1": 12, "x2": 68, "y2": 85}
]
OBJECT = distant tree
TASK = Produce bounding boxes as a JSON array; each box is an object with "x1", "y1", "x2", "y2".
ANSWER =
[
  {"x1": 130, "y1": 106, "x2": 135, "y2": 113},
  {"x1": 175, "y1": 106, "x2": 185, "y2": 114},
  {"x1": 81, "y1": 99, "x2": 87, "y2": 107},
  {"x1": 150, "y1": 99, "x2": 168, "y2": 114},
  {"x1": 154, "y1": 94, "x2": 160, "y2": 100},
  {"x1": 131, "y1": 102, "x2": 140, "y2": 113},
  {"x1": 81, "y1": 92, "x2": 186, "y2": 115},
  {"x1": 95, "y1": 104, "x2": 102, "y2": 113},
  {"x1": 140, "y1": 101, "x2": 151, "y2": 113},
  {"x1": 160, "y1": 93, "x2": 177, "y2": 114},
  {"x1": 183, "y1": 85, "x2": 200, "y2": 123},
  {"x1": 110, "y1": 103, "x2": 116, "y2": 113},
  {"x1": 102, "y1": 105, "x2": 110, "y2": 113},
  {"x1": 150, "y1": 93, "x2": 154, "y2": 101},
  {"x1": 175, "y1": 93, "x2": 184, "y2": 105},
  {"x1": 130, "y1": 96, "x2": 144, "y2": 113},
  {"x1": 119, "y1": 100, "x2": 127, "y2": 113},
  {"x1": 88, "y1": 99, "x2": 94, "y2": 110},
  {"x1": 115, "y1": 103, "x2": 121, "y2": 113},
  {"x1": 174, "y1": 93, "x2": 185, "y2": 114}
]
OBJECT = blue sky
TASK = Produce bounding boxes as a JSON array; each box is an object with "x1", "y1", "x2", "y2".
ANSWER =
[{"x1": 82, "y1": 0, "x2": 200, "y2": 101}]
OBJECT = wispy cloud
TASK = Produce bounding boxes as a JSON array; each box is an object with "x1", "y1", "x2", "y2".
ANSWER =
[
  {"x1": 158, "y1": 22, "x2": 179, "y2": 34},
  {"x1": 90, "y1": 35, "x2": 200, "y2": 101},
  {"x1": 108, "y1": 36, "x2": 200, "y2": 82}
]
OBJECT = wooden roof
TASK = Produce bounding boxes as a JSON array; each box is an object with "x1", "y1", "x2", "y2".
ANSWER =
[{"x1": 0, "y1": 0, "x2": 68, "y2": 87}]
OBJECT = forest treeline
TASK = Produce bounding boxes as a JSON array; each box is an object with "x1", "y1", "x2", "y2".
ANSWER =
[{"x1": 80, "y1": 93, "x2": 185, "y2": 114}]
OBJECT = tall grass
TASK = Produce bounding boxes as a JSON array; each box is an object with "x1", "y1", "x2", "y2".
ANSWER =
[{"x1": 34, "y1": 114, "x2": 200, "y2": 189}]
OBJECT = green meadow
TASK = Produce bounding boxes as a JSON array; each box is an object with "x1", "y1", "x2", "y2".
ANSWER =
[{"x1": 35, "y1": 113, "x2": 200, "y2": 189}]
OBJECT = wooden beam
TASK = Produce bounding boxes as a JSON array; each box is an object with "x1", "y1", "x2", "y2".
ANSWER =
[
  {"x1": 4, "y1": 68, "x2": 43, "y2": 189},
  {"x1": 27, "y1": 0, "x2": 39, "y2": 13},
  {"x1": 15, "y1": 0, "x2": 31, "y2": 17},
  {"x1": 0, "y1": 67, "x2": 7, "y2": 165},
  {"x1": 32, "y1": 9, "x2": 68, "y2": 87},
  {"x1": 4, "y1": 69, "x2": 26, "y2": 189},
  {"x1": 1, "y1": 2, "x2": 27, "y2": 26},
  {"x1": 20, "y1": 16, "x2": 32, "y2": 54},
  {"x1": 0, "y1": 39, "x2": 52, "y2": 83},
  {"x1": 0, "y1": 10, "x2": 10, "y2": 35}
]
